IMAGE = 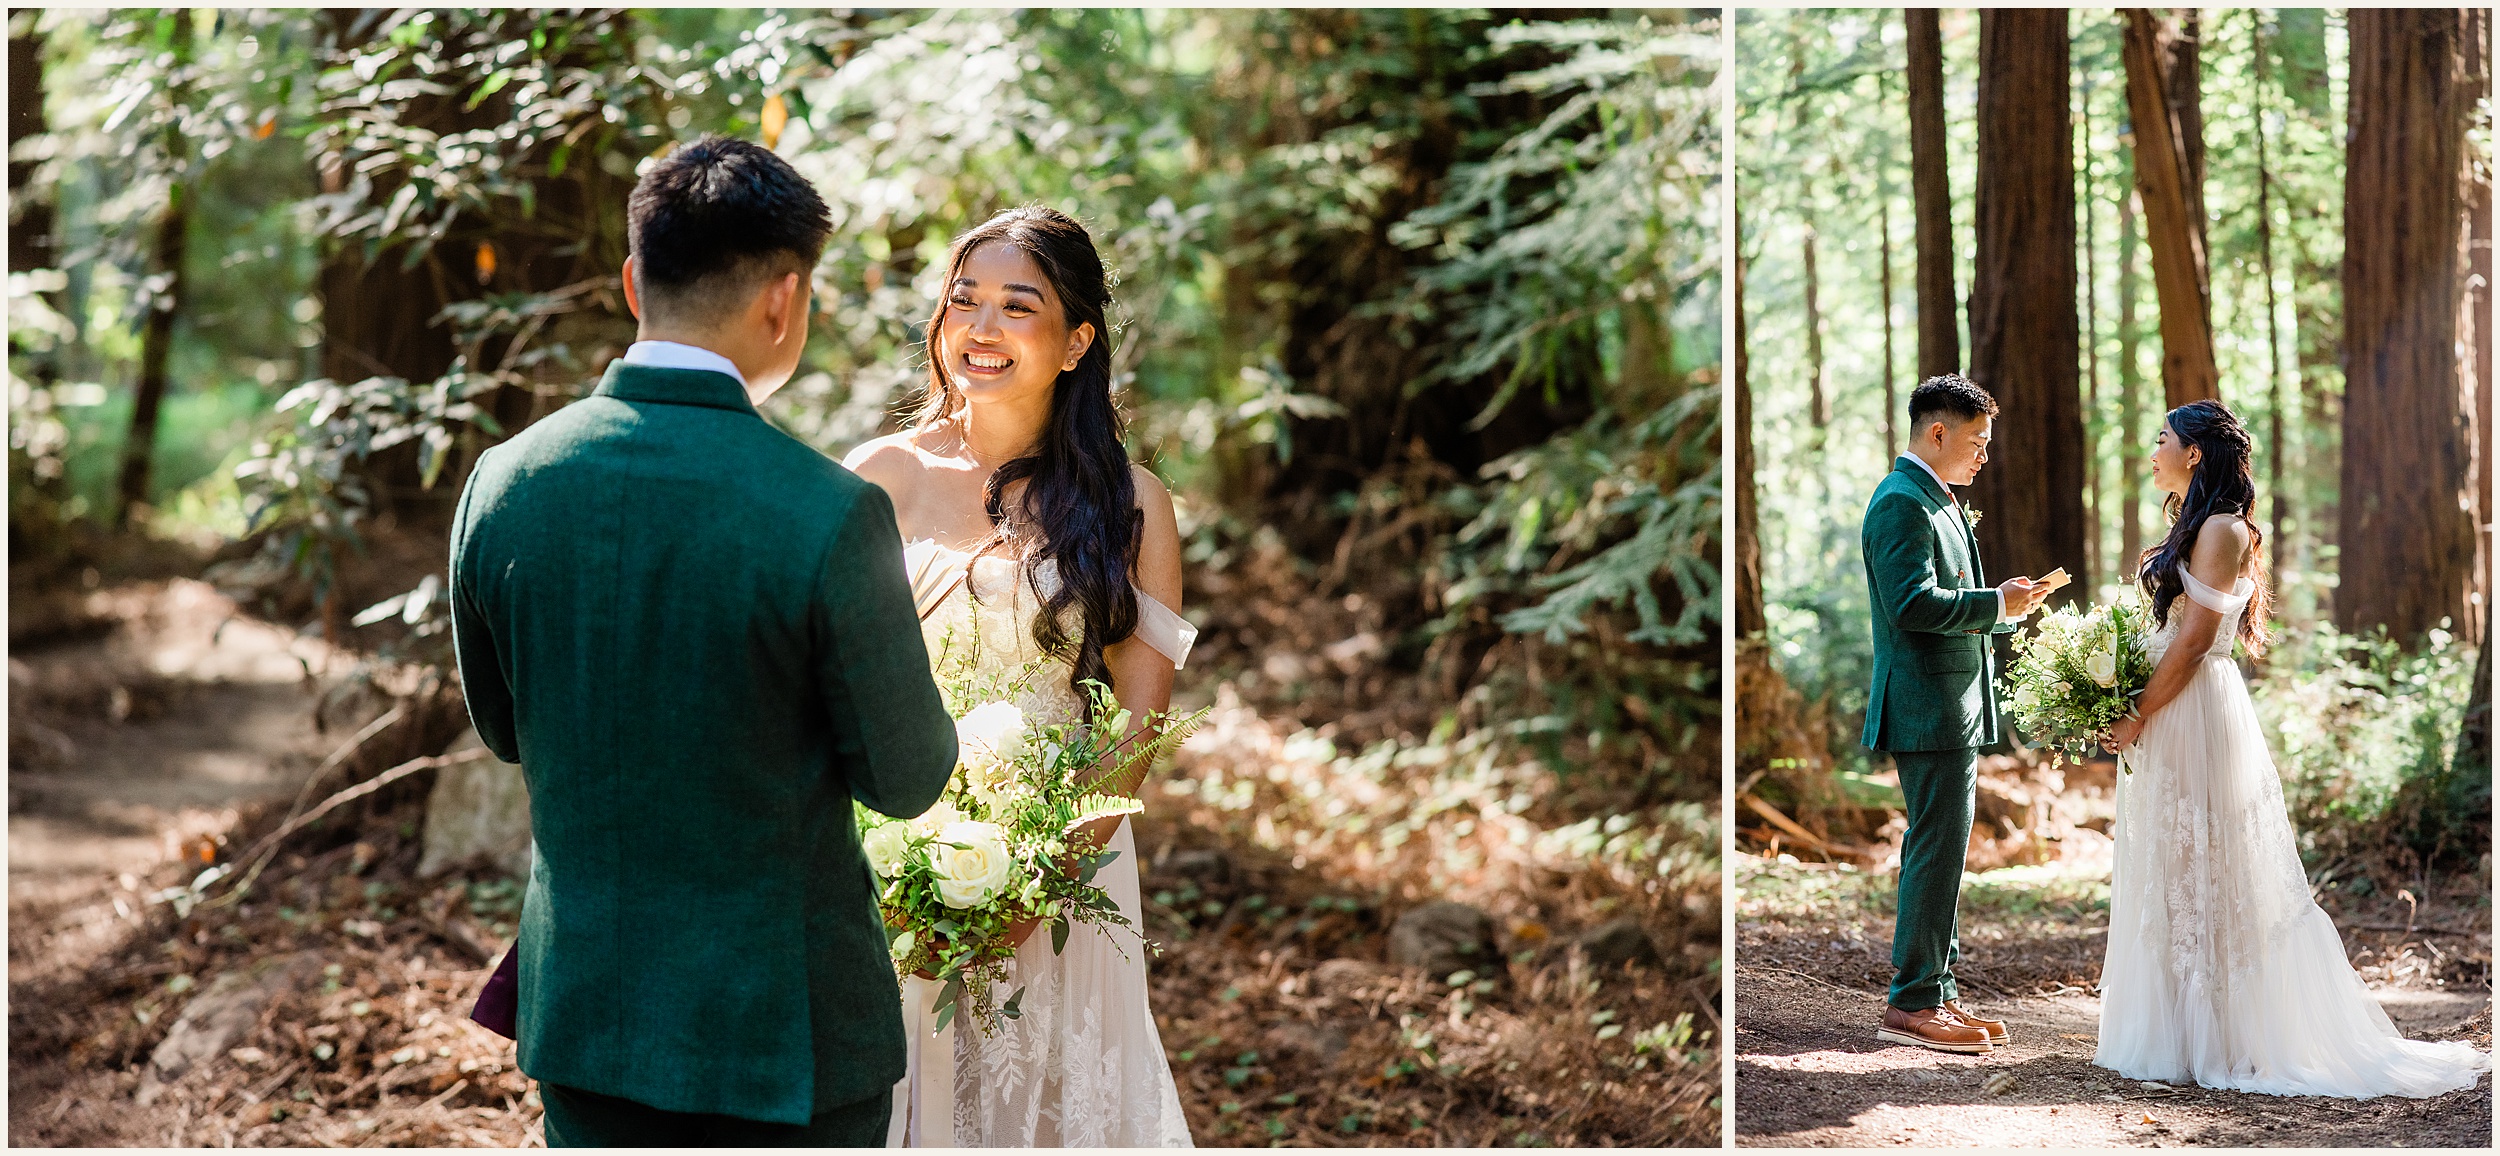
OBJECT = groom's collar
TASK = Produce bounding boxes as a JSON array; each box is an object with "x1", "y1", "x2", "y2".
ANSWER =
[
  {"x1": 593, "y1": 359, "x2": 759, "y2": 417},
  {"x1": 621, "y1": 339, "x2": 747, "y2": 387},
  {"x1": 1894, "y1": 454, "x2": 1956, "y2": 505}
]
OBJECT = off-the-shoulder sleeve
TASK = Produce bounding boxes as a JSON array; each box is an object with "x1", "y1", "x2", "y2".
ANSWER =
[
  {"x1": 1133, "y1": 589, "x2": 1198, "y2": 670},
  {"x1": 2179, "y1": 568, "x2": 2253, "y2": 614}
]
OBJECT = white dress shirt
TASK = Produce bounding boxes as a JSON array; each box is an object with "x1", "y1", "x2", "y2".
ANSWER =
[
  {"x1": 1897, "y1": 453, "x2": 2017, "y2": 623},
  {"x1": 620, "y1": 340, "x2": 747, "y2": 389}
]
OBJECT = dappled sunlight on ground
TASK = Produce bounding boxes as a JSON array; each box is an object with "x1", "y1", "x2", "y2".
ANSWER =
[{"x1": 1733, "y1": 852, "x2": 2493, "y2": 1146}]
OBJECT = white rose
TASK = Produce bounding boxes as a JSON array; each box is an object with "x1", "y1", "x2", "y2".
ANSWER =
[
  {"x1": 2084, "y1": 651, "x2": 2118, "y2": 688},
  {"x1": 930, "y1": 820, "x2": 1016, "y2": 909},
  {"x1": 956, "y1": 702, "x2": 1030, "y2": 769},
  {"x1": 861, "y1": 821, "x2": 914, "y2": 879},
  {"x1": 908, "y1": 798, "x2": 964, "y2": 839},
  {"x1": 963, "y1": 752, "x2": 1018, "y2": 812}
]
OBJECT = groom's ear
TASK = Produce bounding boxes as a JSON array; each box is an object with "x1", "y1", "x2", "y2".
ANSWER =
[
  {"x1": 761, "y1": 270, "x2": 803, "y2": 344},
  {"x1": 622, "y1": 257, "x2": 644, "y2": 321}
]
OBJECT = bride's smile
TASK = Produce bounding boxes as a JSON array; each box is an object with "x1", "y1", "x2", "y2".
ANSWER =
[{"x1": 939, "y1": 241, "x2": 1096, "y2": 407}]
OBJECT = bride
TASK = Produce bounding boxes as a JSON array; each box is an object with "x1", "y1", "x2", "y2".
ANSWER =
[
  {"x1": 845, "y1": 206, "x2": 1196, "y2": 1146},
  {"x1": 2095, "y1": 399, "x2": 2488, "y2": 1099}
]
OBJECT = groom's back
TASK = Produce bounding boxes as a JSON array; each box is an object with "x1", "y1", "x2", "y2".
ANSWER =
[
  {"x1": 451, "y1": 366, "x2": 955, "y2": 1125},
  {"x1": 457, "y1": 376, "x2": 855, "y2": 795}
]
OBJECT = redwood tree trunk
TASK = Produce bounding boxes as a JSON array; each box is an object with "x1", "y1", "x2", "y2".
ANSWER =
[
  {"x1": 116, "y1": 179, "x2": 188, "y2": 526},
  {"x1": 2164, "y1": 9, "x2": 2207, "y2": 257},
  {"x1": 2470, "y1": 128, "x2": 2493, "y2": 649},
  {"x1": 1734, "y1": 197, "x2": 1763, "y2": 642},
  {"x1": 1907, "y1": 8, "x2": 1958, "y2": 380},
  {"x1": 2121, "y1": 8, "x2": 2219, "y2": 408},
  {"x1": 1803, "y1": 220, "x2": 1828, "y2": 431},
  {"x1": 1965, "y1": 8, "x2": 2085, "y2": 602},
  {"x1": 1879, "y1": 156, "x2": 1900, "y2": 450},
  {"x1": 2336, "y1": 8, "x2": 2483, "y2": 646},
  {"x1": 8, "y1": 23, "x2": 53, "y2": 277},
  {"x1": 2467, "y1": 14, "x2": 2493, "y2": 648},
  {"x1": 2119, "y1": 185, "x2": 2144, "y2": 580},
  {"x1": 2254, "y1": 19, "x2": 2292, "y2": 605},
  {"x1": 2080, "y1": 71, "x2": 2102, "y2": 589}
]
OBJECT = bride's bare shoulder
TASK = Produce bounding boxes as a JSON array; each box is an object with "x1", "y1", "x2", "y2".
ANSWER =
[
  {"x1": 842, "y1": 430, "x2": 929, "y2": 487},
  {"x1": 1130, "y1": 465, "x2": 1180, "y2": 534},
  {"x1": 2192, "y1": 513, "x2": 2255, "y2": 571},
  {"x1": 1128, "y1": 463, "x2": 1183, "y2": 600}
]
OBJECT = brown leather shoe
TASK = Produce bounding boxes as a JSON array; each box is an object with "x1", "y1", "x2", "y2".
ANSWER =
[
  {"x1": 1875, "y1": 1004, "x2": 1993, "y2": 1054},
  {"x1": 1943, "y1": 999, "x2": 2008, "y2": 1045}
]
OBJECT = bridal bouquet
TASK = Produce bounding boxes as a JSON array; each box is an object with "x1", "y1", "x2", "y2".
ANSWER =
[
  {"x1": 2001, "y1": 593, "x2": 2153, "y2": 765},
  {"x1": 856, "y1": 658, "x2": 1207, "y2": 1036}
]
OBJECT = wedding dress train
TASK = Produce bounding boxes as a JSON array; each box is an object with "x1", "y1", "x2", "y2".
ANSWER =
[
  {"x1": 2097, "y1": 566, "x2": 2488, "y2": 1098},
  {"x1": 887, "y1": 540, "x2": 1196, "y2": 1146}
]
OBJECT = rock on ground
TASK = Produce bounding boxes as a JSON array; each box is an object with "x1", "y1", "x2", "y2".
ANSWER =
[
  {"x1": 1389, "y1": 900, "x2": 1500, "y2": 982},
  {"x1": 419, "y1": 728, "x2": 531, "y2": 879},
  {"x1": 137, "y1": 951, "x2": 320, "y2": 1105},
  {"x1": 1574, "y1": 917, "x2": 1664, "y2": 970}
]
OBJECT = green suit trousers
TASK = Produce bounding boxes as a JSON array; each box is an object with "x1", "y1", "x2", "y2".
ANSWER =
[
  {"x1": 1888, "y1": 747, "x2": 1977, "y2": 1011},
  {"x1": 542, "y1": 1082, "x2": 891, "y2": 1147}
]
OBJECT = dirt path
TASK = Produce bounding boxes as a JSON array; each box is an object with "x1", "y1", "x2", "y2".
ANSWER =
[
  {"x1": 9, "y1": 580, "x2": 353, "y2": 972},
  {"x1": 1737, "y1": 965, "x2": 2491, "y2": 1147},
  {"x1": 1732, "y1": 857, "x2": 2495, "y2": 1148}
]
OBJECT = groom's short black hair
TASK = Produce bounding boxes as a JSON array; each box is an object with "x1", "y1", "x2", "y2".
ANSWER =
[
  {"x1": 1907, "y1": 374, "x2": 1999, "y2": 432},
  {"x1": 627, "y1": 135, "x2": 831, "y2": 323}
]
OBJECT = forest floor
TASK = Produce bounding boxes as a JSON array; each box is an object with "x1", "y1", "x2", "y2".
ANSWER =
[
  {"x1": 8, "y1": 539, "x2": 1715, "y2": 1147},
  {"x1": 1732, "y1": 854, "x2": 2494, "y2": 1147}
]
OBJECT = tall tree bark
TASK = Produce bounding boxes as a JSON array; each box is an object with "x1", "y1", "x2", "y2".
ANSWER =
[
  {"x1": 2120, "y1": 8, "x2": 2219, "y2": 408},
  {"x1": 1907, "y1": 8, "x2": 1958, "y2": 379},
  {"x1": 2281, "y1": 15, "x2": 2334, "y2": 586},
  {"x1": 1803, "y1": 221, "x2": 1828, "y2": 432},
  {"x1": 2336, "y1": 8, "x2": 2484, "y2": 646},
  {"x1": 2164, "y1": 9, "x2": 2207, "y2": 255},
  {"x1": 117, "y1": 184, "x2": 188, "y2": 524},
  {"x1": 2254, "y1": 16, "x2": 2291, "y2": 603},
  {"x1": 1734, "y1": 198, "x2": 1763, "y2": 642},
  {"x1": 2080, "y1": 71, "x2": 2102, "y2": 589},
  {"x1": 2119, "y1": 186, "x2": 2144, "y2": 580},
  {"x1": 1879, "y1": 150, "x2": 1900, "y2": 451},
  {"x1": 8, "y1": 20, "x2": 54, "y2": 277},
  {"x1": 2465, "y1": 16, "x2": 2493, "y2": 648},
  {"x1": 1966, "y1": 9, "x2": 2084, "y2": 603}
]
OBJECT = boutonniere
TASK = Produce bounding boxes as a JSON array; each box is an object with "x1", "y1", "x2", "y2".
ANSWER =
[{"x1": 1963, "y1": 504, "x2": 1983, "y2": 530}]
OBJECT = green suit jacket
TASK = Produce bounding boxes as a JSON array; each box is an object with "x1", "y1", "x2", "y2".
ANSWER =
[
  {"x1": 449, "y1": 361, "x2": 958, "y2": 1125},
  {"x1": 1858, "y1": 457, "x2": 2014, "y2": 753}
]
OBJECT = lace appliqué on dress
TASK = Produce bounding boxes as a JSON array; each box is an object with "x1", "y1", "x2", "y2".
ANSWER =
[{"x1": 2098, "y1": 570, "x2": 2487, "y2": 1097}]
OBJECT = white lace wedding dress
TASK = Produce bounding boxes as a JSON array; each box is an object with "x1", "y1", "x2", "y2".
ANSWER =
[
  {"x1": 886, "y1": 540, "x2": 1197, "y2": 1147},
  {"x1": 2097, "y1": 566, "x2": 2489, "y2": 1098}
]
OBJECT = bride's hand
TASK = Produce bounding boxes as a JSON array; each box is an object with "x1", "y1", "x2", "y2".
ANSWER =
[{"x1": 2101, "y1": 714, "x2": 2145, "y2": 752}]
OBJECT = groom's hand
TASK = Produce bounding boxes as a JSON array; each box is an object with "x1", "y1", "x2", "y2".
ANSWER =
[{"x1": 1998, "y1": 576, "x2": 2047, "y2": 619}]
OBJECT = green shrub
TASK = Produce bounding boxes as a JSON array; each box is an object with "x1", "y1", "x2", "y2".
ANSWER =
[{"x1": 2251, "y1": 622, "x2": 2483, "y2": 870}]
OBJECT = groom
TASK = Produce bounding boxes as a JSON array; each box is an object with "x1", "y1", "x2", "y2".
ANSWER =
[
  {"x1": 1859, "y1": 374, "x2": 2048, "y2": 1055},
  {"x1": 450, "y1": 137, "x2": 959, "y2": 1144}
]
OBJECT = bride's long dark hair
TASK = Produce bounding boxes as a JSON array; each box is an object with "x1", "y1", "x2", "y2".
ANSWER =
[
  {"x1": 913, "y1": 206, "x2": 1140, "y2": 704},
  {"x1": 2137, "y1": 399, "x2": 2272, "y2": 657}
]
